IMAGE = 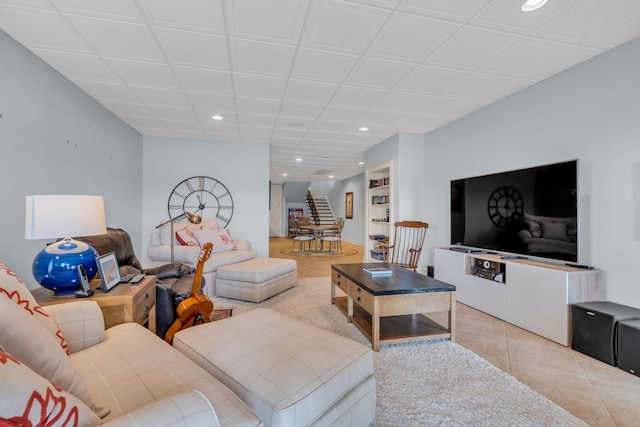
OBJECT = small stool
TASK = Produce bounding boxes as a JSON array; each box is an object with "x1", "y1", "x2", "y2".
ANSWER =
[
  {"x1": 617, "y1": 319, "x2": 640, "y2": 376},
  {"x1": 173, "y1": 308, "x2": 376, "y2": 427},
  {"x1": 216, "y1": 258, "x2": 297, "y2": 302},
  {"x1": 571, "y1": 301, "x2": 640, "y2": 365}
]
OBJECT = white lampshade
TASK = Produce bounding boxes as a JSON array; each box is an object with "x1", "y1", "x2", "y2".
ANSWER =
[{"x1": 25, "y1": 195, "x2": 107, "y2": 240}]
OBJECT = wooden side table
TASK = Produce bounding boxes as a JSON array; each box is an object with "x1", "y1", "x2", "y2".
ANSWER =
[{"x1": 33, "y1": 275, "x2": 157, "y2": 334}]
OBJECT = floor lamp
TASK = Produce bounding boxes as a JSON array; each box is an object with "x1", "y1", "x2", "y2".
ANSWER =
[{"x1": 156, "y1": 211, "x2": 201, "y2": 264}]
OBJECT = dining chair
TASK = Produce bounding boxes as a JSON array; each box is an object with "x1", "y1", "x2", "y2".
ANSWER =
[
  {"x1": 321, "y1": 218, "x2": 345, "y2": 253},
  {"x1": 387, "y1": 221, "x2": 429, "y2": 270}
]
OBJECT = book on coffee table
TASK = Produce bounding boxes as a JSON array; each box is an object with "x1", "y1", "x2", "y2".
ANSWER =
[{"x1": 363, "y1": 266, "x2": 392, "y2": 276}]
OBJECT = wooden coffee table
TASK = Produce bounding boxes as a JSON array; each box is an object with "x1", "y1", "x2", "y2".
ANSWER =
[{"x1": 331, "y1": 263, "x2": 456, "y2": 351}]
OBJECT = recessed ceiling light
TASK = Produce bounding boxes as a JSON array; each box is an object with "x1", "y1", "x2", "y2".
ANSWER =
[
  {"x1": 295, "y1": 158, "x2": 302, "y2": 162},
  {"x1": 329, "y1": 175, "x2": 334, "y2": 179},
  {"x1": 282, "y1": 173, "x2": 288, "y2": 176},
  {"x1": 211, "y1": 115, "x2": 223, "y2": 120},
  {"x1": 359, "y1": 127, "x2": 368, "y2": 132},
  {"x1": 521, "y1": 0, "x2": 547, "y2": 12},
  {"x1": 358, "y1": 161, "x2": 365, "y2": 166}
]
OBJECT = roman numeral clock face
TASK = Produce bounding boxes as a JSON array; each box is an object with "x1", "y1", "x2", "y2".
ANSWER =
[
  {"x1": 168, "y1": 176, "x2": 234, "y2": 227},
  {"x1": 487, "y1": 186, "x2": 523, "y2": 228}
]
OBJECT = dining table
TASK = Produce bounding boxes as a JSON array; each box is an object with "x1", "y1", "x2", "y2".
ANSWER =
[{"x1": 298, "y1": 224, "x2": 338, "y2": 252}]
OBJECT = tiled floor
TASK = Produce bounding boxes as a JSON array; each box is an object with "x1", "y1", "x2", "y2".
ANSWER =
[{"x1": 269, "y1": 237, "x2": 640, "y2": 427}]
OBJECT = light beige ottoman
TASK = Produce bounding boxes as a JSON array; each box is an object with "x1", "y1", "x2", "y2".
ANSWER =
[
  {"x1": 173, "y1": 308, "x2": 376, "y2": 427},
  {"x1": 216, "y1": 258, "x2": 297, "y2": 302}
]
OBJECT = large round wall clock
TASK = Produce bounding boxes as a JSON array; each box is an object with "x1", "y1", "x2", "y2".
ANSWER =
[
  {"x1": 487, "y1": 186, "x2": 523, "y2": 228},
  {"x1": 168, "y1": 176, "x2": 234, "y2": 227}
]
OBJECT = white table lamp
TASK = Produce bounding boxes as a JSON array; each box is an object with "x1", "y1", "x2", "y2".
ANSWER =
[{"x1": 25, "y1": 195, "x2": 107, "y2": 295}]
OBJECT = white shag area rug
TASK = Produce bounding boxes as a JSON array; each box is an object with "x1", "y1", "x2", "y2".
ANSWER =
[{"x1": 211, "y1": 277, "x2": 588, "y2": 427}]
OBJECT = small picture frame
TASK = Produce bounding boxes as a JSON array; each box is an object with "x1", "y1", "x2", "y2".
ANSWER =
[
  {"x1": 345, "y1": 192, "x2": 354, "y2": 219},
  {"x1": 96, "y1": 252, "x2": 121, "y2": 292}
]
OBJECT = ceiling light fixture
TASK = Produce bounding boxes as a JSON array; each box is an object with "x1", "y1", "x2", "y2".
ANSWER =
[
  {"x1": 329, "y1": 175, "x2": 334, "y2": 179},
  {"x1": 282, "y1": 173, "x2": 288, "y2": 176},
  {"x1": 358, "y1": 161, "x2": 365, "y2": 166},
  {"x1": 211, "y1": 115, "x2": 223, "y2": 120},
  {"x1": 295, "y1": 158, "x2": 302, "y2": 162},
  {"x1": 359, "y1": 127, "x2": 368, "y2": 132},
  {"x1": 521, "y1": 0, "x2": 547, "y2": 12}
]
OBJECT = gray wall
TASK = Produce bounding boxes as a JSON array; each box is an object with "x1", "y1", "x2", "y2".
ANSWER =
[
  {"x1": 422, "y1": 37, "x2": 640, "y2": 306},
  {"x1": 0, "y1": 30, "x2": 142, "y2": 289},
  {"x1": 141, "y1": 136, "x2": 270, "y2": 261}
]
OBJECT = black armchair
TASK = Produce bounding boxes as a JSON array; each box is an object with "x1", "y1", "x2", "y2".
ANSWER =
[{"x1": 76, "y1": 228, "x2": 203, "y2": 340}]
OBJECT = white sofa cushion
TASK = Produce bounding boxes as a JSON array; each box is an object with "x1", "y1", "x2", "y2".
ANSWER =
[
  {"x1": 173, "y1": 308, "x2": 374, "y2": 427},
  {"x1": 70, "y1": 322, "x2": 261, "y2": 426},
  {"x1": 159, "y1": 218, "x2": 220, "y2": 245}
]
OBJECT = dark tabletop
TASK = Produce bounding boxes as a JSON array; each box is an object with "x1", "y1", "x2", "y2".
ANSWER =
[{"x1": 332, "y1": 263, "x2": 456, "y2": 296}]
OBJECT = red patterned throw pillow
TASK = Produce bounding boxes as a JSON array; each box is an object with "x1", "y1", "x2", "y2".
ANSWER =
[
  {"x1": 0, "y1": 350, "x2": 101, "y2": 427},
  {"x1": 175, "y1": 227, "x2": 199, "y2": 246},
  {"x1": 0, "y1": 263, "x2": 68, "y2": 354}
]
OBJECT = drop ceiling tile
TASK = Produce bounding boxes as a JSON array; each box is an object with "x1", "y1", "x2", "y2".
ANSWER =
[
  {"x1": 0, "y1": 5, "x2": 92, "y2": 53},
  {"x1": 138, "y1": 0, "x2": 225, "y2": 34},
  {"x1": 410, "y1": 95, "x2": 486, "y2": 117},
  {"x1": 187, "y1": 92, "x2": 236, "y2": 111},
  {"x1": 149, "y1": 105, "x2": 198, "y2": 122},
  {"x1": 426, "y1": 26, "x2": 522, "y2": 70},
  {"x1": 205, "y1": 131, "x2": 242, "y2": 142},
  {"x1": 356, "y1": 109, "x2": 405, "y2": 126},
  {"x1": 479, "y1": 37, "x2": 577, "y2": 77},
  {"x1": 480, "y1": 78, "x2": 536, "y2": 102},
  {"x1": 524, "y1": 46, "x2": 604, "y2": 80},
  {"x1": 65, "y1": 15, "x2": 164, "y2": 62},
  {"x1": 367, "y1": 12, "x2": 460, "y2": 62},
  {"x1": 224, "y1": 0, "x2": 309, "y2": 44},
  {"x1": 130, "y1": 86, "x2": 189, "y2": 106},
  {"x1": 331, "y1": 85, "x2": 386, "y2": 108},
  {"x1": 229, "y1": 38, "x2": 296, "y2": 77},
  {"x1": 235, "y1": 96, "x2": 281, "y2": 116},
  {"x1": 395, "y1": 65, "x2": 466, "y2": 94},
  {"x1": 0, "y1": 1, "x2": 53, "y2": 10},
  {"x1": 270, "y1": 137, "x2": 301, "y2": 147},
  {"x1": 346, "y1": 57, "x2": 414, "y2": 89},
  {"x1": 52, "y1": 0, "x2": 143, "y2": 22},
  {"x1": 271, "y1": 126, "x2": 308, "y2": 139},
  {"x1": 173, "y1": 66, "x2": 233, "y2": 94},
  {"x1": 439, "y1": 73, "x2": 514, "y2": 99},
  {"x1": 105, "y1": 58, "x2": 179, "y2": 88},
  {"x1": 154, "y1": 28, "x2": 229, "y2": 69},
  {"x1": 371, "y1": 91, "x2": 427, "y2": 113},
  {"x1": 318, "y1": 105, "x2": 366, "y2": 123},
  {"x1": 285, "y1": 79, "x2": 339, "y2": 103},
  {"x1": 237, "y1": 112, "x2": 277, "y2": 128},
  {"x1": 279, "y1": 101, "x2": 325, "y2": 119},
  {"x1": 590, "y1": 17, "x2": 640, "y2": 49},
  {"x1": 399, "y1": 0, "x2": 491, "y2": 22},
  {"x1": 233, "y1": 73, "x2": 287, "y2": 99},
  {"x1": 98, "y1": 100, "x2": 154, "y2": 118},
  {"x1": 535, "y1": 0, "x2": 640, "y2": 44},
  {"x1": 29, "y1": 49, "x2": 120, "y2": 82},
  {"x1": 290, "y1": 47, "x2": 359, "y2": 84},
  {"x1": 160, "y1": 118, "x2": 202, "y2": 130},
  {"x1": 341, "y1": 0, "x2": 402, "y2": 9},
  {"x1": 202, "y1": 121, "x2": 240, "y2": 133},
  {"x1": 71, "y1": 79, "x2": 140, "y2": 102},
  {"x1": 170, "y1": 128, "x2": 208, "y2": 139},
  {"x1": 303, "y1": 0, "x2": 390, "y2": 54},
  {"x1": 123, "y1": 115, "x2": 166, "y2": 129},
  {"x1": 308, "y1": 120, "x2": 348, "y2": 133},
  {"x1": 470, "y1": 0, "x2": 583, "y2": 35}
]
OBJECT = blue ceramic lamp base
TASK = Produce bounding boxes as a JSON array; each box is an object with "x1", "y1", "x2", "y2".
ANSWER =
[{"x1": 32, "y1": 238, "x2": 99, "y2": 295}]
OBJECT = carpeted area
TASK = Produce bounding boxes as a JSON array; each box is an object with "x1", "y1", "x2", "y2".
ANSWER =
[
  {"x1": 210, "y1": 277, "x2": 588, "y2": 427},
  {"x1": 280, "y1": 248, "x2": 358, "y2": 257}
]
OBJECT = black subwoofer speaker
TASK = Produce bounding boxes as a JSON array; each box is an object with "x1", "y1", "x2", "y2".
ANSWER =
[
  {"x1": 571, "y1": 301, "x2": 640, "y2": 366},
  {"x1": 617, "y1": 319, "x2": 640, "y2": 376}
]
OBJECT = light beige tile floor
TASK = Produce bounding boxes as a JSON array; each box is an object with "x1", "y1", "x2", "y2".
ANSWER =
[{"x1": 269, "y1": 237, "x2": 640, "y2": 427}]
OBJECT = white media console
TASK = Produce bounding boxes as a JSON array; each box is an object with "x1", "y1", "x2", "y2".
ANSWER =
[{"x1": 434, "y1": 247, "x2": 605, "y2": 346}]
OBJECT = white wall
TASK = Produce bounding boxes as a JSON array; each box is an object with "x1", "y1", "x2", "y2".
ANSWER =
[
  {"x1": 0, "y1": 30, "x2": 142, "y2": 288},
  {"x1": 141, "y1": 136, "x2": 270, "y2": 264},
  {"x1": 422, "y1": 37, "x2": 640, "y2": 307}
]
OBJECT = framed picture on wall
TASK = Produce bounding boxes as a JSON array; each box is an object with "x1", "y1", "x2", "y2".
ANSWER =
[{"x1": 345, "y1": 192, "x2": 353, "y2": 219}]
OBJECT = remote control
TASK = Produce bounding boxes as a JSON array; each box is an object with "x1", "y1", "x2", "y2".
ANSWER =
[
  {"x1": 130, "y1": 273, "x2": 145, "y2": 284},
  {"x1": 120, "y1": 274, "x2": 133, "y2": 283}
]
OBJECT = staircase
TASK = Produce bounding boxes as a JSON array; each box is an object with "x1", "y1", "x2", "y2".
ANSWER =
[{"x1": 306, "y1": 188, "x2": 335, "y2": 226}]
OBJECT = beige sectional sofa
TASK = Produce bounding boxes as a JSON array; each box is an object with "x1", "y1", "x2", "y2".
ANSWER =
[{"x1": 1, "y1": 262, "x2": 375, "y2": 427}]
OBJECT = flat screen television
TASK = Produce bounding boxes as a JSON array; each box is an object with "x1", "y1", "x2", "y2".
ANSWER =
[{"x1": 450, "y1": 160, "x2": 578, "y2": 262}]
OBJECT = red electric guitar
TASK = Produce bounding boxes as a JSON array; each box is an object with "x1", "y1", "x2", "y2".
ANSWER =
[{"x1": 164, "y1": 242, "x2": 214, "y2": 344}]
